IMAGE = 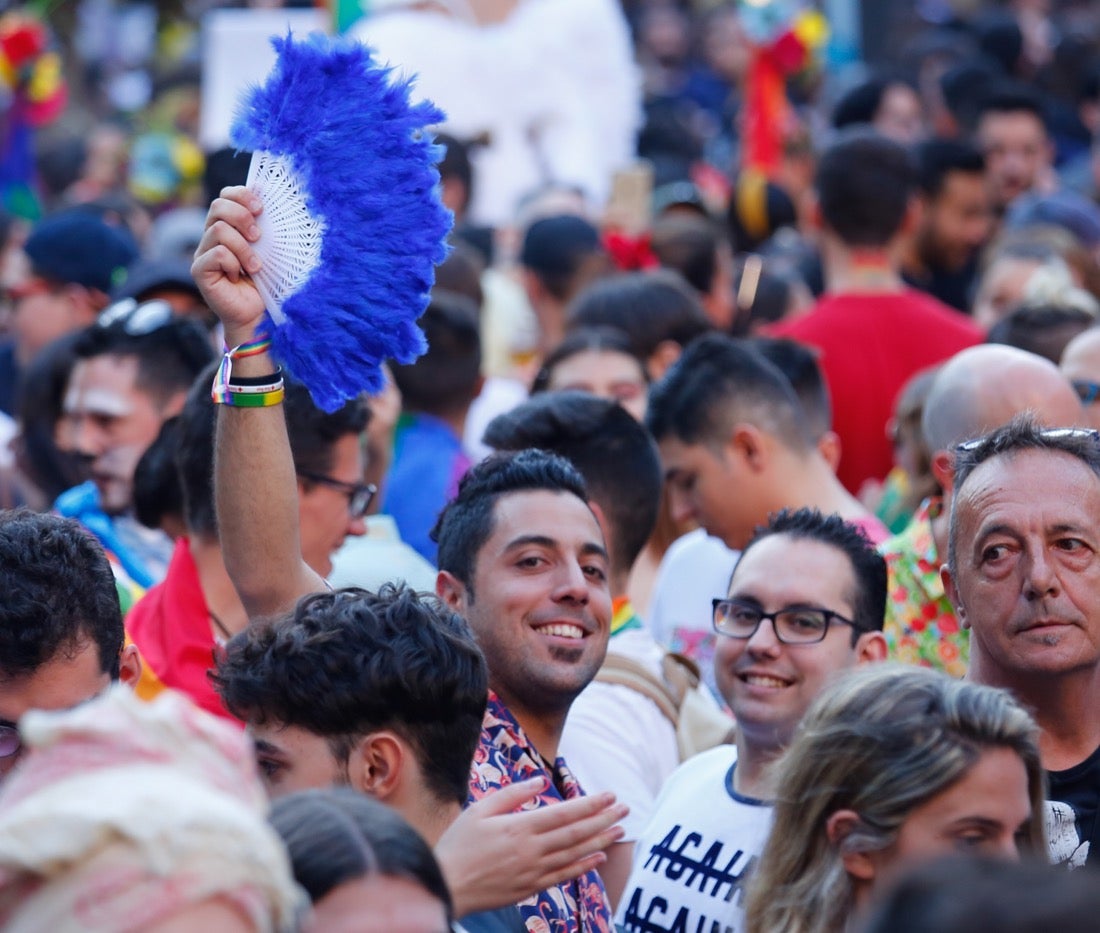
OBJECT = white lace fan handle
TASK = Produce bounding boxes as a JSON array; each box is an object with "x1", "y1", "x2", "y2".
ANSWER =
[{"x1": 245, "y1": 150, "x2": 327, "y2": 327}]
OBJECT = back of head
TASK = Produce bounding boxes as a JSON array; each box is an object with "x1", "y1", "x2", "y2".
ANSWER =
[
  {"x1": 940, "y1": 60, "x2": 1000, "y2": 133},
  {"x1": 0, "y1": 509, "x2": 122, "y2": 680},
  {"x1": 646, "y1": 332, "x2": 814, "y2": 453},
  {"x1": 921, "y1": 345, "x2": 1080, "y2": 454},
  {"x1": 750, "y1": 337, "x2": 832, "y2": 441},
  {"x1": 831, "y1": 75, "x2": 891, "y2": 130},
  {"x1": 727, "y1": 173, "x2": 798, "y2": 254},
  {"x1": 213, "y1": 584, "x2": 488, "y2": 807},
  {"x1": 269, "y1": 787, "x2": 452, "y2": 919},
  {"x1": 391, "y1": 290, "x2": 482, "y2": 417},
  {"x1": 862, "y1": 856, "x2": 1100, "y2": 933},
  {"x1": 745, "y1": 664, "x2": 1044, "y2": 933},
  {"x1": 73, "y1": 299, "x2": 215, "y2": 406},
  {"x1": 986, "y1": 304, "x2": 1095, "y2": 364},
  {"x1": 24, "y1": 208, "x2": 138, "y2": 294},
  {"x1": 483, "y1": 391, "x2": 661, "y2": 579},
  {"x1": 432, "y1": 448, "x2": 589, "y2": 593},
  {"x1": 815, "y1": 129, "x2": 917, "y2": 247},
  {"x1": 649, "y1": 213, "x2": 725, "y2": 295},
  {"x1": 520, "y1": 214, "x2": 606, "y2": 302},
  {"x1": 568, "y1": 270, "x2": 711, "y2": 362}
]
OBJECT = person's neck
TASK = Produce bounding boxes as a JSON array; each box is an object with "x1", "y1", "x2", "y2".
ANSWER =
[
  {"x1": 823, "y1": 239, "x2": 905, "y2": 295},
  {"x1": 495, "y1": 688, "x2": 567, "y2": 764},
  {"x1": 778, "y1": 451, "x2": 873, "y2": 524},
  {"x1": 411, "y1": 799, "x2": 463, "y2": 848},
  {"x1": 732, "y1": 731, "x2": 785, "y2": 799},
  {"x1": 968, "y1": 658, "x2": 1100, "y2": 771},
  {"x1": 189, "y1": 533, "x2": 250, "y2": 637}
]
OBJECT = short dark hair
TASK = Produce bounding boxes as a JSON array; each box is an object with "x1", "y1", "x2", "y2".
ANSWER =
[
  {"x1": 521, "y1": 214, "x2": 606, "y2": 302},
  {"x1": 985, "y1": 304, "x2": 1095, "y2": 364},
  {"x1": 483, "y1": 391, "x2": 660, "y2": 578},
  {"x1": 72, "y1": 314, "x2": 214, "y2": 407},
  {"x1": 132, "y1": 416, "x2": 184, "y2": 532},
  {"x1": 283, "y1": 379, "x2": 370, "y2": 478},
  {"x1": 432, "y1": 448, "x2": 590, "y2": 594},
  {"x1": 975, "y1": 81, "x2": 1051, "y2": 134},
  {"x1": 568, "y1": 270, "x2": 711, "y2": 363},
  {"x1": 435, "y1": 131, "x2": 473, "y2": 215},
  {"x1": 831, "y1": 75, "x2": 907, "y2": 130},
  {"x1": 862, "y1": 856, "x2": 1100, "y2": 933},
  {"x1": 175, "y1": 363, "x2": 370, "y2": 537},
  {"x1": 751, "y1": 336, "x2": 832, "y2": 440},
  {"x1": 646, "y1": 332, "x2": 814, "y2": 452},
  {"x1": 915, "y1": 139, "x2": 986, "y2": 198},
  {"x1": 0, "y1": 509, "x2": 123, "y2": 679},
  {"x1": 391, "y1": 291, "x2": 482, "y2": 416},
  {"x1": 270, "y1": 787, "x2": 453, "y2": 920},
  {"x1": 738, "y1": 507, "x2": 887, "y2": 636},
  {"x1": 212, "y1": 584, "x2": 488, "y2": 807},
  {"x1": 530, "y1": 326, "x2": 647, "y2": 396},
  {"x1": 815, "y1": 129, "x2": 918, "y2": 247},
  {"x1": 649, "y1": 214, "x2": 726, "y2": 296}
]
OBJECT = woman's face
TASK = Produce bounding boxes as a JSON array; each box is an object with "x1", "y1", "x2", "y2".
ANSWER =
[
  {"x1": 868, "y1": 746, "x2": 1033, "y2": 890},
  {"x1": 547, "y1": 349, "x2": 648, "y2": 422}
]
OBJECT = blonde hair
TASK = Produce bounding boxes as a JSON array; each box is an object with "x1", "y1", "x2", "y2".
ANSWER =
[{"x1": 743, "y1": 665, "x2": 1046, "y2": 933}]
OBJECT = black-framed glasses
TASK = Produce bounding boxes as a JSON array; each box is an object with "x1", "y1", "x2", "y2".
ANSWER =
[
  {"x1": 0, "y1": 722, "x2": 19, "y2": 759},
  {"x1": 97, "y1": 297, "x2": 175, "y2": 335},
  {"x1": 298, "y1": 471, "x2": 376, "y2": 519},
  {"x1": 956, "y1": 426, "x2": 1100, "y2": 453},
  {"x1": 1073, "y1": 380, "x2": 1100, "y2": 406},
  {"x1": 712, "y1": 598, "x2": 862, "y2": 644}
]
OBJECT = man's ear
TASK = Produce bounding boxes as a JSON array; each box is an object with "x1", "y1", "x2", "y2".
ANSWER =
[
  {"x1": 436, "y1": 569, "x2": 468, "y2": 611},
  {"x1": 854, "y1": 631, "x2": 888, "y2": 663},
  {"x1": 817, "y1": 430, "x2": 842, "y2": 474},
  {"x1": 348, "y1": 732, "x2": 405, "y2": 800},
  {"x1": 930, "y1": 449, "x2": 954, "y2": 494},
  {"x1": 826, "y1": 810, "x2": 878, "y2": 882},
  {"x1": 729, "y1": 423, "x2": 768, "y2": 472},
  {"x1": 117, "y1": 643, "x2": 142, "y2": 688},
  {"x1": 941, "y1": 563, "x2": 968, "y2": 629},
  {"x1": 646, "y1": 339, "x2": 683, "y2": 382}
]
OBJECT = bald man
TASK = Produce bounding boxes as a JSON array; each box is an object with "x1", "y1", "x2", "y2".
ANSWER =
[
  {"x1": 1060, "y1": 327, "x2": 1100, "y2": 431},
  {"x1": 879, "y1": 344, "x2": 1081, "y2": 675}
]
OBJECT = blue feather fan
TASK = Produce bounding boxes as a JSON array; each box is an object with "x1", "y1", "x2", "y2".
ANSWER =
[{"x1": 231, "y1": 32, "x2": 453, "y2": 411}]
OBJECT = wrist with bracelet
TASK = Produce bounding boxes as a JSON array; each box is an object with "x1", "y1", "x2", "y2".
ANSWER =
[{"x1": 211, "y1": 334, "x2": 285, "y2": 406}]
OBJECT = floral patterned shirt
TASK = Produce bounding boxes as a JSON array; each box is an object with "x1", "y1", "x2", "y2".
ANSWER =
[
  {"x1": 879, "y1": 498, "x2": 969, "y2": 678},
  {"x1": 469, "y1": 692, "x2": 614, "y2": 933}
]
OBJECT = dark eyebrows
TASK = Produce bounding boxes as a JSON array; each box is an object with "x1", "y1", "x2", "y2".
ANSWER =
[
  {"x1": 252, "y1": 738, "x2": 283, "y2": 757},
  {"x1": 504, "y1": 534, "x2": 609, "y2": 563}
]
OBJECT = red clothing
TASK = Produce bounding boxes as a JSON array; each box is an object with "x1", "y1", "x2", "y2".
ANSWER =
[
  {"x1": 126, "y1": 538, "x2": 236, "y2": 722},
  {"x1": 773, "y1": 289, "x2": 982, "y2": 493}
]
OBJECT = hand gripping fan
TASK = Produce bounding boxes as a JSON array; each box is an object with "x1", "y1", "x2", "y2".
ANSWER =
[{"x1": 230, "y1": 32, "x2": 453, "y2": 411}]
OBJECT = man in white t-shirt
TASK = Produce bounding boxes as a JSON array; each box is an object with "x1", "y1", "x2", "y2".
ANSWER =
[{"x1": 617, "y1": 508, "x2": 887, "y2": 932}]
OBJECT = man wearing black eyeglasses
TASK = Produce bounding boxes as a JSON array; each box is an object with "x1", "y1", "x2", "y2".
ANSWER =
[{"x1": 618, "y1": 509, "x2": 886, "y2": 933}]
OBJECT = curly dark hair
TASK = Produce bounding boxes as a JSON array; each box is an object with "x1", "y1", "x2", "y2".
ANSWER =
[
  {"x1": 0, "y1": 509, "x2": 123, "y2": 679},
  {"x1": 212, "y1": 584, "x2": 488, "y2": 806}
]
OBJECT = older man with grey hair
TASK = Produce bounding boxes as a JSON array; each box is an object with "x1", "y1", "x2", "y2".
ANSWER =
[{"x1": 879, "y1": 344, "x2": 1081, "y2": 675}]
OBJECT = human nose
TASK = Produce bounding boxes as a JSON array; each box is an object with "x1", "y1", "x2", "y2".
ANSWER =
[
  {"x1": 345, "y1": 513, "x2": 367, "y2": 538},
  {"x1": 745, "y1": 615, "x2": 782, "y2": 655},
  {"x1": 553, "y1": 560, "x2": 591, "y2": 604},
  {"x1": 1022, "y1": 547, "x2": 1059, "y2": 600}
]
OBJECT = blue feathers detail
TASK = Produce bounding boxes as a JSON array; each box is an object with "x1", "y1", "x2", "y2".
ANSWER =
[{"x1": 231, "y1": 32, "x2": 453, "y2": 411}]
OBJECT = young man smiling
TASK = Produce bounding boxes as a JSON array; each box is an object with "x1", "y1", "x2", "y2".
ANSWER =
[{"x1": 617, "y1": 509, "x2": 887, "y2": 933}]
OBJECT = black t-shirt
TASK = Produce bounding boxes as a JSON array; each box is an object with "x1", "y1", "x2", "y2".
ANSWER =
[{"x1": 1046, "y1": 743, "x2": 1100, "y2": 869}]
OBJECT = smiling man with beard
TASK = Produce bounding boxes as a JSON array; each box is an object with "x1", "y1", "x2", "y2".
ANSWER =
[
  {"x1": 944, "y1": 416, "x2": 1100, "y2": 870},
  {"x1": 617, "y1": 509, "x2": 887, "y2": 933}
]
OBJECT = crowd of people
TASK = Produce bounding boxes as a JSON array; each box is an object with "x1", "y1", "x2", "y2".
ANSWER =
[{"x1": 3, "y1": 0, "x2": 1100, "y2": 930}]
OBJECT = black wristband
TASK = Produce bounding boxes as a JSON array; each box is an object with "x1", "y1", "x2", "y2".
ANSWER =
[{"x1": 228, "y1": 367, "x2": 283, "y2": 387}]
